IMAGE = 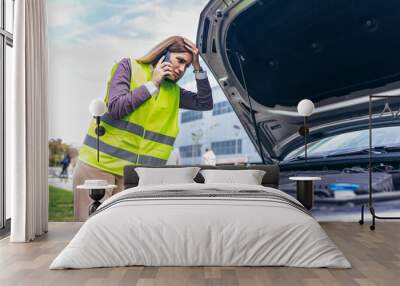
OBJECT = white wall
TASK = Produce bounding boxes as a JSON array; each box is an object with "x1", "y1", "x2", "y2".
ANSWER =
[{"x1": 175, "y1": 84, "x2": 261, "y2": 165}]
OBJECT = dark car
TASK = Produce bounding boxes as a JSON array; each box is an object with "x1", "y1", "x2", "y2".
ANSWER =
[{"x1": 196, "y1": 0, "x2": 400, "y2": 204}]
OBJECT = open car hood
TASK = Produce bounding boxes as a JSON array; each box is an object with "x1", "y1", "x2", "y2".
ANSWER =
[{"x1": 196, "y1": 0, "x2": 400, "y2": 161}]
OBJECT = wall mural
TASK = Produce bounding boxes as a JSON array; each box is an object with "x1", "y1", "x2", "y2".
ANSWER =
[{"x1": 47, "y1": 0, "x2": 400, "y2": 222}]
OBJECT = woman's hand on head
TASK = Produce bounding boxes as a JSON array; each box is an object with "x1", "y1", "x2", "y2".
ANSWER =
[
  {"x1": 151, "y1": 56, "x2": 174, "y2": 88},
  {"x1": 183, "y1": 38, "x2": 201, "y2": 71}
]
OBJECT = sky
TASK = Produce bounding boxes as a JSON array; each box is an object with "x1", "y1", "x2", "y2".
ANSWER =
[{"x1": 47, "y1": 0, "x2": 214, "y2": 146}]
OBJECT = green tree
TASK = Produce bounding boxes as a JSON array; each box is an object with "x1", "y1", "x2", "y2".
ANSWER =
[{"x1": 48, "y1": 138, "x2": 70, "y2": 167}]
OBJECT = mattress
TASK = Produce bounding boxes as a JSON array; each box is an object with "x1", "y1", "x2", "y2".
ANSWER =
[{"x1": 49, "y1": 183, "x2": 351, "y2": 269}]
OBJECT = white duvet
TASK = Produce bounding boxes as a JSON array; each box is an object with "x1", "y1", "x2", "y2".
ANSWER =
[{"x1": 50, "y1": 183, "x2": 351, "y2": 269}]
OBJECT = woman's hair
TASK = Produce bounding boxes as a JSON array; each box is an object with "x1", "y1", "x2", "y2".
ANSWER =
[{"x1": 136, "y1": 35, "x2": 192, "y2": 66}]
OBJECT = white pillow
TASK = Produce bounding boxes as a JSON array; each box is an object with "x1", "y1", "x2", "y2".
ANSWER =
[
  {"x1": 135, "y1": 167, "x2": 201, "y2": 186},
  {"x1": 200, "y1": 169, "x2": 266, "y2": 185}
]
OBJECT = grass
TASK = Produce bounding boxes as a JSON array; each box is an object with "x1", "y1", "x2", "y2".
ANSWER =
[{"x1": 49, "y1": 185, "x2": 74, "y2": 222}]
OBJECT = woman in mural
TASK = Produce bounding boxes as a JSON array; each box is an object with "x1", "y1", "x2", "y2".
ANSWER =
[{"x1": 73, "y1": 36, "x2": 213, "y2": 221}]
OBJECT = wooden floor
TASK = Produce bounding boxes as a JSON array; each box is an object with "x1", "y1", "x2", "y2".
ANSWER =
[{"x1": 0, "y1": 222, "x2": 399, "y2": 286}]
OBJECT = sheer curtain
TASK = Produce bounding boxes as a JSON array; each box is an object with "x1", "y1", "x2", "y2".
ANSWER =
[{"x1": 8, "y1": 0, "x2": 49, "y2": 242}]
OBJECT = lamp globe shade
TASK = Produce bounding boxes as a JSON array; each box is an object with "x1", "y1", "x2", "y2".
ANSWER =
[
  {"x1": 89, "y1": 99, "x2": 107, "y2": 117},
  {"x1": 297, "y1": 99, "x2": 315, "y2": 116}
]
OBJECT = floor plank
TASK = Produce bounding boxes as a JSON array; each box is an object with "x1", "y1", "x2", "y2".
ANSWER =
[{"x1": 0, "y1": 222, "x2": 399, "y2": 286}]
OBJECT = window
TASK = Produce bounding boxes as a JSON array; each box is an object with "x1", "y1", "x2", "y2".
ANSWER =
[
  {"x1": 5, "y1": 0, "x2": 13, "y2": 33},
  {"x1": 179, "y1": 144, "x2": 202, "y2": 158},
  {"x1": 1, "y1": 0, "x2": 14, "y2": 232},
  {"x1": 211, "y1": 139, "x2": 242, "y2": 155},
  {"x1": 237, "y1": 139, "x2": 242, "y2": 153},
  {"x1": 181, "y1": 110, "x2": 202, "y2": 123},
  {"x1": 212, "y1": 101, "x2": 233, "y2": 116}
]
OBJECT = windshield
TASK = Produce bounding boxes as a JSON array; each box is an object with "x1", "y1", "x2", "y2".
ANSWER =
[{"x1": 284, "y1": 126, "x2": 400, "y2": 161}]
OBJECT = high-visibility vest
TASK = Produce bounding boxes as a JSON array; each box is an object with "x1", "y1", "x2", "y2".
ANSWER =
[{"x1": 78, "y1": 59, "x2": 180, "y2": 176}]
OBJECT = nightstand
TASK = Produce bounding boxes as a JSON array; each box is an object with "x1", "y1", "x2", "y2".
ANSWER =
[
  {"x1": 77, "y1": 182, "x2": 117, "y2": 215},
  {"x1": 289, "y1": 177, "x2": 321, "y2": 210}
]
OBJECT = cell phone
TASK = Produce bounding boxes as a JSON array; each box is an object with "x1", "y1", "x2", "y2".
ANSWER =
[
  {"x1": 163, "y1": 51, "x2": 171, "y2": 63},
  {"x1": 162, "y1": 51, "x2": 173, "y2": 81}
]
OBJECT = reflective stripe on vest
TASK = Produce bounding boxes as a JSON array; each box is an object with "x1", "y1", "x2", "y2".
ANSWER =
[
  {"x1": 84, "y1": 134, "x2": 138, "y2": 163},
  {"x1": 100, "y1": 113, "x2": 176, "y2": 146},
  {"x1": 83, "y1": 134, "x2": 167, "y2": 165},
  {"x1": 143, "y1": 129, "x2": 175, "y2": 146},
  {"x1": 100, "y1": 113, "x2": 143, "y2": 138}
]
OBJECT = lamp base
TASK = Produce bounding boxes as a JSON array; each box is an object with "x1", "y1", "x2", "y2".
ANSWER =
[{"x1": 88, "y1": 188, "x2": 106, "y2": 215}]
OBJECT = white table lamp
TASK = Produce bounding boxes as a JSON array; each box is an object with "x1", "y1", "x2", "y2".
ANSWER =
[
  {"x1": 297, "y1": 99, "x2": 315, "y2": 162},
  {"x1": 89, "y1": 99, "x2": 107, "y2": 162}
]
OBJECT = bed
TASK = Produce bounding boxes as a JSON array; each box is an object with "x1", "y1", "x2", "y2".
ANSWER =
[{"x1": 49, "y1": 164, "x2": 351, "y2": 269}]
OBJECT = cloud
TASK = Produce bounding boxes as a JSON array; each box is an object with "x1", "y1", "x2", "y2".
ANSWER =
[
  {"x1": 47, "y1": 1, "x2": 85, "y2": 27},
  {"x1": 49, "y1": 0, "x2": 208, "y2": 47}
]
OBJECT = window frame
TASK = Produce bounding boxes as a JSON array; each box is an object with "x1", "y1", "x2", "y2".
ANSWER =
[
  {"x1": 212, "y1": 101, "x2": 233, "y2": 116},
  {"x1": 179, "y1": 144, "x2": 202, "y2": 158},
  {"x1": 0, "y1": 0, "x2": 14, "y2": 233},
  {"x1": 211, "y1": 139, "x2": 242, "y2": 155},
  {"x1": 181, "y1": 110, "x2": 203, "y2": 123}
]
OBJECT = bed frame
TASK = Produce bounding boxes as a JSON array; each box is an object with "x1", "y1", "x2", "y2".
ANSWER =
[{"x1": 123, "y1": 164, "x2": 280, "y2": 190}]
